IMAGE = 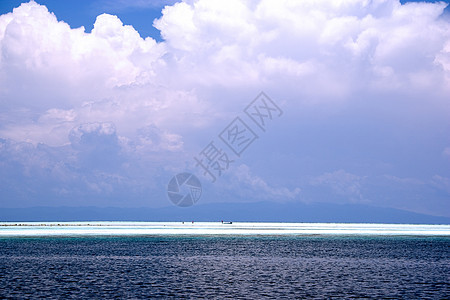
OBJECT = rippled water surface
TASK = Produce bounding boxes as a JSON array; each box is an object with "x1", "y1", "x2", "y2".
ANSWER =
[{"x1": 0, "y1": 236, "x2": 449, "y2": 299}]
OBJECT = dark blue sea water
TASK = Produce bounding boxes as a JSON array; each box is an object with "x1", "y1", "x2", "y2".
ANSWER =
[{"x1": 0, "y1": 236, "x2": 449, "y2": 299}]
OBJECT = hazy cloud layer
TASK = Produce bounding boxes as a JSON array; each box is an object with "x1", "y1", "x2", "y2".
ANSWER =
[{"x1": 0, "y1": 0, "x2": 449, "y2": 216}]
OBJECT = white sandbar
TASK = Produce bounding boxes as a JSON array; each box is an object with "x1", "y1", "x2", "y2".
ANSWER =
[{"x1": 0, "y1": 222, "x2": 449, "y2": 237}]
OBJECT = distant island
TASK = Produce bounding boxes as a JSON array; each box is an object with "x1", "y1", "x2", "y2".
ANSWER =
[{"x1": 1, "y1": 201, "x2": 449, "y2": 224}]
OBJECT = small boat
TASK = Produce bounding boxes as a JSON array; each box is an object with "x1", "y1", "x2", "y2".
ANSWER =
[{"x1": 222, "y1": 221, "x2": 232, "y2": 224}]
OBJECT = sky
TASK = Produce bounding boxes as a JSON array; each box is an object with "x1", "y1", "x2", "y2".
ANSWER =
[{"x1": 0, "y1": 0, "x2": 449, "y2": 217}]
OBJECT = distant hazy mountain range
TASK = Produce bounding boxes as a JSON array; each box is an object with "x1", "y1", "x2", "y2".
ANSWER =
[{"x1": 1, "y1": 202, "x2": 449, "y2": 224}]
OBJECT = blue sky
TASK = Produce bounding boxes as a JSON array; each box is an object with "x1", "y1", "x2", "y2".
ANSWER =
[
  {"x1": 1, "y1": 0, "x2": 446, "y2": 40},
  {"x1": 0, "y1": 0, "x2": 177, "y2": 41},
  {"x1": 0, "y1": 0, "x2": 449, "y2": 218}
]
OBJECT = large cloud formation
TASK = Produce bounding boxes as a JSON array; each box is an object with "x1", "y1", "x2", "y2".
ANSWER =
[{"x1": 0, "y1": 0, "x2": 449, "y2": 215}]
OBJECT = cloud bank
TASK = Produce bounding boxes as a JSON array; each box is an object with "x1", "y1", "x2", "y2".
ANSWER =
[{"x1": 0, "y1": 0, "x2": 449, "y2": 216}]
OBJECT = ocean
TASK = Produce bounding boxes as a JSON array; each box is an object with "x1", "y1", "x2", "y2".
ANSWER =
[{"x1": 0, "y1": 222, "x2": 449, "y2": 299}]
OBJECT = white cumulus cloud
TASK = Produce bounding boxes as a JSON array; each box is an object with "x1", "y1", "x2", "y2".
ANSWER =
[{"x1": 0, "y1": 0, "x2": 449, "y2": 210}]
